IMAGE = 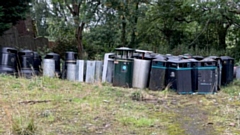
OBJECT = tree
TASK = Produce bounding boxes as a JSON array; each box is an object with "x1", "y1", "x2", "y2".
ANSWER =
[
  {"x1": 138, "y1": 0, "x2": 194, "y2": 50},
  {"x1": 49, "y1": 0, "x2": 103, "y2": 58},
  {"x1": 105, "y1": 0, "x2": 149, "y2": 48},
  {"x1": 186, "y1": 0, "x2": 240, "y2": 51},
  {"x1": 31, "y1": 0, "x2": 51, "y2": 37},
  {"x1": 0, "y1": 0, "x2": 31, "y2": 35}
]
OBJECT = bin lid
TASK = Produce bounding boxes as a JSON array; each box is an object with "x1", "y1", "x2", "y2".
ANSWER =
[
  {"x1": 132, "y1": 53, "x2": 139, "y2": 58},
  {"x1": 106, "y1": 53, "x2": 115, "y2": 58},
  {"x1": 220, "y1": 56, "x2": 234, "y2": 60},
  {"x1": 0, "y1": 47, "x2": 17, "y2": 53},
  {"x1": 192, "y1": 55, "x2": 204, "y2": 60},
  {"x1": 153, "y1": 58, "x2": 167, "y2": 62},
  {"x1": 45, "y1": 52, "x2": 60, "y2": 59},
  {"x1": 114, "y1": 47, "x2": 134, "y2": 59},
  {"x1": 206, "y1": 56, "x2": 220, "y2": 59},
  {"x1": 166, "y1": 54, "x2": 172, "y2": 56},
  {"x1": 167, "y1": 56, "x2": 182, "y2": 61},
  {"x1": 134, "y1": 52, "x2": 156, "y2": 60},
  {"x1": 19, "y1": 49, "x2": 33, "y2": 53},
  {"x1": 182, "y1": 53, "x2": 192, "y2": 58},
  {"x1": 188, "y1": 58, "x2": 198, "y2": 62},
  {"x1": 65, "y1": 51, "x2": 77, "y2": 60},
  {"x1": 154, "y1": 54, "x2": 167, "y2": 60},
  {"x1": 201, "y1": 57, "x2": 215, "y2": 62},
  {"x1": 65, "y1": 51, "x2": 77, "y2": 54},
  {"x1": 115, "y1": 47, "x2": 134, "y2": 51},
  {"x1": 18, "y1": 50, "x2": 34, "y2": 56},
  {"x1": 135, "y1": 49, "x2": 153, "y2": 54},
  {"x1": 47, "y1": 52, "x2": 59, "y2": 56},
  {"x1": 168, "y1": 59, "x2": 191, "y2": 63}
]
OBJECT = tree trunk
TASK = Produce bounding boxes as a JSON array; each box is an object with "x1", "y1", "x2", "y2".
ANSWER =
[
  {"x1": 65, "y1": 0, "x2": 100, "y2": 58},
  {"x1": 161, "y1": 28, "x2": 172, "y2": 49},
  {"x1": 218, "y1": 29, "x2": 227, "y2": 50},
  {"x1": 129, "y1": 2, "x2": 139, "y2": 48},
  {"x1": 76, "y1": 24, "x2": 84, "y2": 59},
  {"x1": 77, "y1": 39, "x2": 83, "y2": 58},
  {"x1": 121, "y1": 16, "x2": 126, "y2": 47},
  {"x1": 217, "y1": 24, "x2": 230, "y2": 50}
]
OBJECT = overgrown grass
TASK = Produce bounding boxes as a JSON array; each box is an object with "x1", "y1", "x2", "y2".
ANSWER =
[{"x1": 0, "y1": 74, "x2": 240, "y2": 134}]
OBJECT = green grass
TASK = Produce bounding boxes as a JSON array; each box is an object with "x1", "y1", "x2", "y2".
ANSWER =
[{"x1": 0, "y1": 75, "x2": 240, "y2": 134}]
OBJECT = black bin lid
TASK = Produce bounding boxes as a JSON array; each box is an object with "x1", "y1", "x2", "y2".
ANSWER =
[
  {"x1": 45, "y1": 52, "x2": 60, "y2": 59},
  {"x1": 47, "y1": 52, "x2": 59, "y2": 56},
  {"x1": 192, "y1": 55, "x2": 204, "y2": 59},
  {"x1": 205, "y1": 56, "x2": 221, "y2": 60},
  {"x1": 0, "y1": 47, "x2": 17, "y2": 53},
  {"x1": 18, "y1": 50, "x2": 34, "y2": 56},
  {"x1": 167, "y1": 59, "x2": 192, "y2": 68},
  {"x1": 65, "y1": 51, "x2": 77, "y2": 60}
]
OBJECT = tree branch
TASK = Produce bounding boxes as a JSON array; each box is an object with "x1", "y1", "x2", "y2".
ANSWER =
[
  {"x1": 229, "y1": 9, "x2": 240, "y2": 14},
  {"x1": 78, "y1": 1, "x2": 82, "y2": 14},
  {"x1": 64, "y1": 0, "x2": 74, "y2": 15},
  {"x1": 188, "y1": 19, "x2": 210, "y2": 47}
]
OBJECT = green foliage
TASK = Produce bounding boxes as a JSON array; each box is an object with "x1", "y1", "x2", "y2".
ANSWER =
[
  {"x1": 31, "y1": 0, "x2": 240, "y2": 61},
  {"x1": 155, "y1": 44, "x2": 226, "y2": 56},
  {"x1": 52, "y1": 38, "x2": 78, "y2": 59},
  {"x1": 0, "y1": 0, "x2": 31, "y2": 35},
  {"x1": 46, "y1": 18, "x2": 75, "y2": 41},
  {"x1": 84, "y1": 25, "x2": 119, "y2": 59},
  {"x1": 31, "y1": 0, "x2": 51, "y2": 37},
  {"x1": 105, "y1": 0, "x2": 148, "y2": 48},
  {"x1": 130, "y1": 90, "x2": 143, "y2": 101},
  {"x1": 222, "y1": 79, "x2": 240, "y2": 96}
]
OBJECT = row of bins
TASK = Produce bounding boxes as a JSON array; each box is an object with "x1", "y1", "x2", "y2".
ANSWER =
[
  {"x1": 111, "y1": 47, "x2": 234, "y2": 94},
  {"x1": 34, "y1": 51, "x2": 77, "y2": 79},
  {"x1": 0, "y1": 47, "x2": 78, "y2": 79},
  {"x1": 0, "y1": 47, "x2": 42, "y2": 78},
  {"x1": 149, "y1": 56, "x2": 234, "y2": 94}
]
